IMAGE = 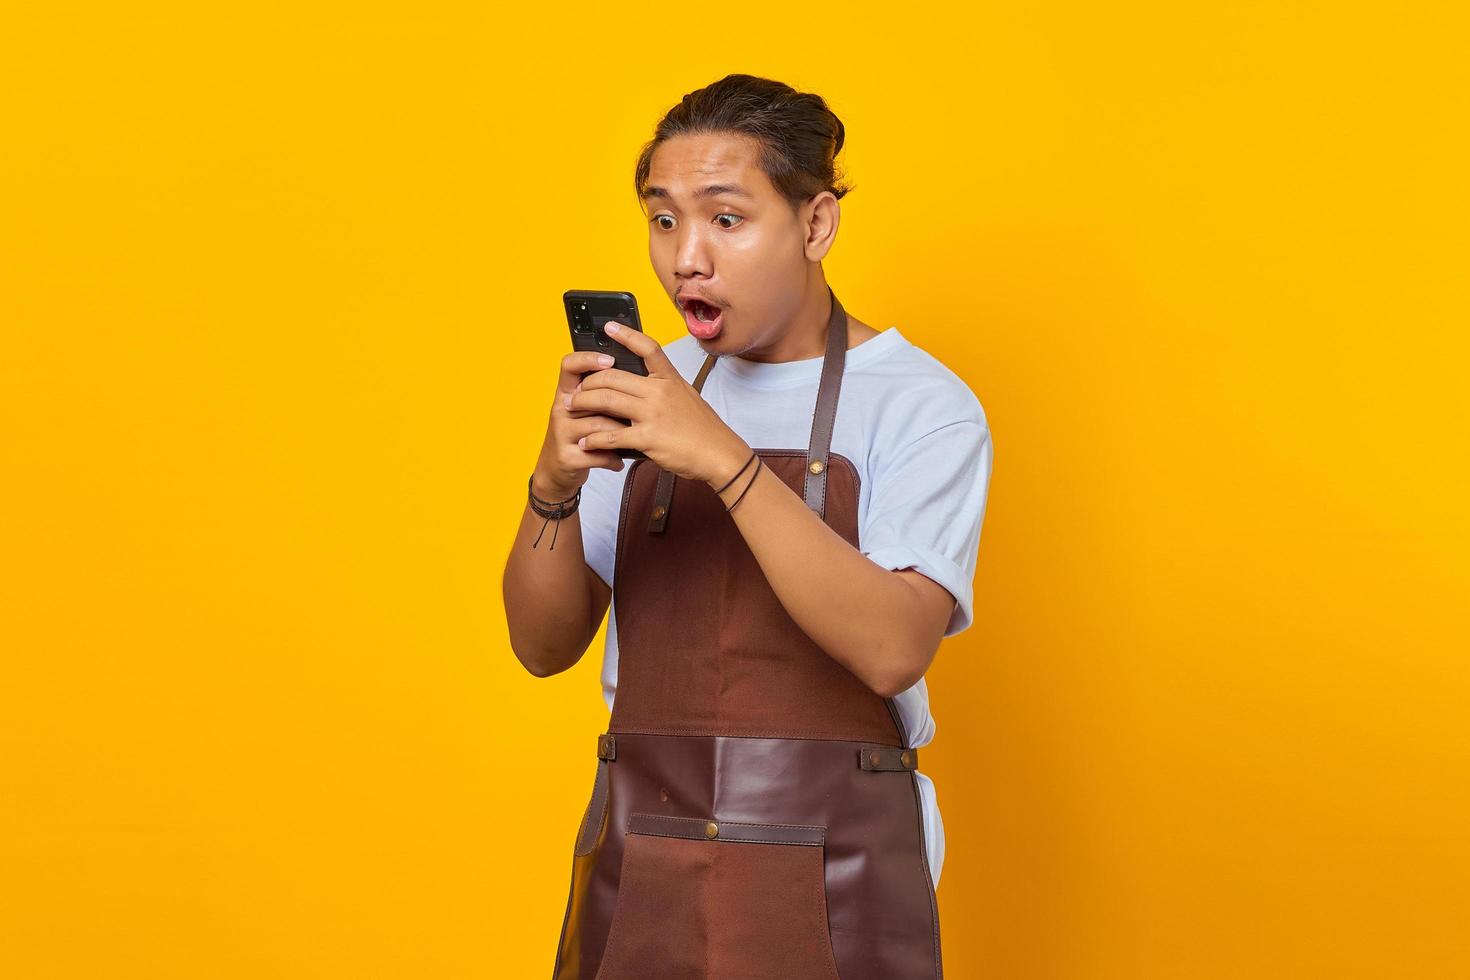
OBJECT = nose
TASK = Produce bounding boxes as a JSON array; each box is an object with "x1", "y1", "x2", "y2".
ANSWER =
[{"x1": 673, "y1": 225, "x2": 712, "y2": 280}]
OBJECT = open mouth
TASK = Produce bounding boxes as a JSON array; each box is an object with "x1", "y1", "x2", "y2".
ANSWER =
[{"x1": 679, "y1": 296, "x2": 725, "y2": 340}]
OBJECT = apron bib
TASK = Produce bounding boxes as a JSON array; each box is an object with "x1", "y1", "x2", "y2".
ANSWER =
[{"x1": 553, "y1": 288, "x2": 944, "y2": 979}]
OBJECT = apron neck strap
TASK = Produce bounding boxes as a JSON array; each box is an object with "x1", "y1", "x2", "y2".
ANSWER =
[
  {"x1": 686, "y1": 285, "x2": 848, "y2": 518},
  {"x1": 647, "y1": 287, "x2": 849, "y2": 534}
]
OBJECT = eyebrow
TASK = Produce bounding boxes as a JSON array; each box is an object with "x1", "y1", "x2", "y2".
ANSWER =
[{"x1": 641, "y1": 183, "x2": 753, "y2": 202}]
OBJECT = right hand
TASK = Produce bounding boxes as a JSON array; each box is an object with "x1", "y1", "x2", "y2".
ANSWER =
[{"x1": 532, "y1": 351, "x2": 633, "y2": 499}]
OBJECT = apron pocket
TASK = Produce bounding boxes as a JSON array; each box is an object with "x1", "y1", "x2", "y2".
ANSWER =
[{"x1": 594, "y1": 813, "x2": 842, "y2": 980}]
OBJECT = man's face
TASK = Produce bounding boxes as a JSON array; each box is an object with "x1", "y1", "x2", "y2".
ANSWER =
[{"x1": 642, "y1": 132, "x2": 817, "y2": 354}]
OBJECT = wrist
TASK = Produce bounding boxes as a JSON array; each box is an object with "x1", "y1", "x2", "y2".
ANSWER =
[
  {"x1": 706, "y1": 439, "x2": 756, "y2": 494},
  {"x1": 531, "y1": 470, "x2": 581, "y2": 502}
]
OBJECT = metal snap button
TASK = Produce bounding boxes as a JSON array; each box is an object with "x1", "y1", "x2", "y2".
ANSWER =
[
  {"x1": 652, "y1": 505, "x2": 666, "y2": 519},
  {"x1": 808, "y1": 460, "x2": 825, "y2": 474},
  {"x1": 901, "y1": 750, "x2": 913, "y2": 768},
  {"x1": 704, "y1": 821, "x2": 719, "y2": 839},
  {"x1": 868, "y1": 750, "x2": 882, "y2": 767}
]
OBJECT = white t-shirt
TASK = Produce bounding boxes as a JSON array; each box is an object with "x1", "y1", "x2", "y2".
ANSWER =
[{"x1": 578, "y1": 325, "x2": 994, "y2": 889}]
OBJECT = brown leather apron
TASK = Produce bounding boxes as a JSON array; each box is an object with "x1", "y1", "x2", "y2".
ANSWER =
[{"x1": 553, "y1": 288, "x2": 944, "y2": 979}]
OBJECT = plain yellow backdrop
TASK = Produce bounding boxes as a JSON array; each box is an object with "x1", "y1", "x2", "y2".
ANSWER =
[{"x1": 3, "y1": 2, "x2": 1467, "y2": 977}]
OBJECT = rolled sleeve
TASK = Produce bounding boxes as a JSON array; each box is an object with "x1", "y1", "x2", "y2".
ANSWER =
[
  {"x1": 859, "y1": 417, "x2": 993, "y2": 638},
  {"x1": 861, "y1": 544, "x2": 976, "y2": 637}
]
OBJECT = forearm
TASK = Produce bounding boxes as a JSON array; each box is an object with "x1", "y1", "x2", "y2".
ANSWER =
[
  {"x1": 707, "y1": 450, "x2": 934, "y2": 697},
  {"x1": 501, "y1": 475, "x2": 598, "y2": 677}
]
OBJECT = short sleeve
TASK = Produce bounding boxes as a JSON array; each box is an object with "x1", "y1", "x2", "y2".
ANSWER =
[
  {"x1": 859, "y1": 416, "x2": 993, "y2": 637},
  {"x1": 577, "y1": 464, "x2": 628, "y2": 589}
]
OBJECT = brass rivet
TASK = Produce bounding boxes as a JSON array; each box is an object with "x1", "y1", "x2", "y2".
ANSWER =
[
  {"x1": 704, "y1": 821, "x2": 719, "y2": 839},
  {"x1": 659, "y1": 787, "x2": 669, "y2": 802},
  {"x1": 808, "y1": 460, "x2": 825, "y2": 474},
  {"x1": 868, "y1": 750, "x2": 882, "y2": 767},
  {"x1": 901, "y1": 750, "x2": 913, "y2": 768},
  {"x1": 652, "y1": 505, "x2": 666, "y2": 519}
]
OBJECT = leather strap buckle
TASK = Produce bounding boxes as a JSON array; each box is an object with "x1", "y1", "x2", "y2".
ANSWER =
[{"x1": 858, "y1": 744, "x2": 917, "y2": 771}]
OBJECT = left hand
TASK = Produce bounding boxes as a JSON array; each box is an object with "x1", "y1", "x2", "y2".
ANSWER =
[{"x1": 567, "y1": 321, "x2": 749, "y2": 484}]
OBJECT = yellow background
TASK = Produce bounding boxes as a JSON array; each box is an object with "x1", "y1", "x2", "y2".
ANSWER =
[{"x1": 3, "y1": 2, "x2": 1467, "y2": 977}]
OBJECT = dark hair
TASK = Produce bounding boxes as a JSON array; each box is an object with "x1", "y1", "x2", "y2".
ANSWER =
[{"x1": 634, "y1": 73, "x2": 853, "y2": 213}]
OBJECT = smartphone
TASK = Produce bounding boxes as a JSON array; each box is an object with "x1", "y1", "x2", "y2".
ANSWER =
[{"x1": 563, "y1": 289, "x2": 650, "y2": 460}]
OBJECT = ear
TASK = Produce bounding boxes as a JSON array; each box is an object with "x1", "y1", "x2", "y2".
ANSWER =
[{"x1": 801, "y1": 191, "x2": 840, "y2": 262}]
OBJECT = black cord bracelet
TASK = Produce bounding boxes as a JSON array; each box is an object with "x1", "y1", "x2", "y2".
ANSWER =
[
  {"x1": 725, "y1": 456, "x2": 763, "y2": 514},
  {"x1": 714, "y1": 450, "x2": 758, "y2": 495}
]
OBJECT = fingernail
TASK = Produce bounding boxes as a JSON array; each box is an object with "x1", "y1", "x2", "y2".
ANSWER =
[
  {"x1": 605, "y1": 322, "x2": 619, "y2": 333},
  {"x1": 578, "y1": 436, "x2": 586, "y2": 448},
  {"x1": 563, "y1": 392, "x2": 572, "y2": 408},
  {"x1": 597, "y1": 354, "x2": 614, "y2": 366}
]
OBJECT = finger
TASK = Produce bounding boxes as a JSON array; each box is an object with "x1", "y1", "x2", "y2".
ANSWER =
[
  {"x1": 572, "y1": 418, "x2": 629, "y2": 471},
  {"x1": 579, "y1": 424, "x2": 633, "y2": 454},
  {"x1": 576, "y1": 366, "x2": 652, "y2": 397},
  {"x1": 568, "y1": 385, "x2": 642, "y2": 421},
  {"x1": 570, "y1": 414, "x2": 631, "y2": 439},
  {"x1": 583, "y1": 450, "x2": 625, "y2": 472},
  {"x1": 603, "y1": 321, "x2": 677, "y2": 378},
  {"x1": 558, "y1": 354, "x2": 618, "y2": 415},
  {"x1": 559, "y1": 350, "x2": 617, "y2": 396}
]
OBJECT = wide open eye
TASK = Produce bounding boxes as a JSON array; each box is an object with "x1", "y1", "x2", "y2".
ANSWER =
[
  {"x1": 651, "y1": 214, "x2": 675, "y2": 230},
  {"x1": 715, "y1": 214, "x2": 743, "y2": 229}
]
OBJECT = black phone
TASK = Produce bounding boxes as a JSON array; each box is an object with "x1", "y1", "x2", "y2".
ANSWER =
[{"x1": 564, "y1": 289, "x2": 649, "y2": 460}]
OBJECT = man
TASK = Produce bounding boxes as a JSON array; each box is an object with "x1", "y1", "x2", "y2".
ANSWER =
[{"x1": 504, "y1": 73, "x2": 992, "y2": 979}]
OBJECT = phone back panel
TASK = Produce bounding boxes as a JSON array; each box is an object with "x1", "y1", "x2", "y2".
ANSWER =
[
  {"x1": 564, "y1": 289, "x2": 650, "y2": 460},
  {"x1": 564, "y1": 290, "x2": 648, "y2": 381}
]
